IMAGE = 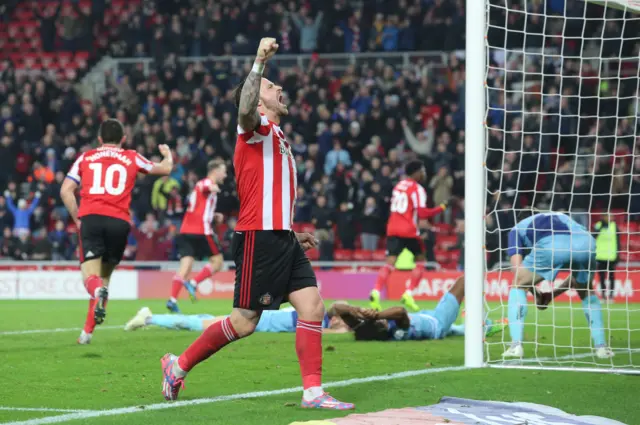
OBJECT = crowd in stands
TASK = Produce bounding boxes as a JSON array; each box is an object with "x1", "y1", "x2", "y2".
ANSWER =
[{"x1": 0, "y1": 0, "x2": 634, "y2": 267}]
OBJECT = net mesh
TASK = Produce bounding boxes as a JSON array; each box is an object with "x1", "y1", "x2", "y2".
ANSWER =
[{"x1": 483, "y1": 0, "x2": 640, "y2": 371}]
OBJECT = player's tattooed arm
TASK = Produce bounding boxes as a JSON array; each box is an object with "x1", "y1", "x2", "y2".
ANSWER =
[{"x1": 237, "y1": 71, "x2": 262, "y2": 131}]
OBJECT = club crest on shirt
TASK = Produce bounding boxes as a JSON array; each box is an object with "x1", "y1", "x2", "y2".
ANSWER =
[
  {"x1": 275, "y1": 128, "x2": 293, "y2": 158},
  {"x1": 259, "y1": 293, "x2": 273, "y2": 306}
]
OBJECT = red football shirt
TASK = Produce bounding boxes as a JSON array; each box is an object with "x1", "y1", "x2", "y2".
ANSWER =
[
  {"x1": 66, "y1": 146, "x2": 154, "y2": 222},
  {"x1": 234, "y1": 114, "x2": 296, "y2": 231},
  {"x1": 180, "y1": 178, "x2": 218, "y2": 235},
  {"x1": 386, "y1": 178, "x2": 444, "y2": 238}
]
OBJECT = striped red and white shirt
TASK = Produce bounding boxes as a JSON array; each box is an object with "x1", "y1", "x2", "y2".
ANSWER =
[
  {"x1": 234, "y1": 114, "x2": 296, "y2": 231},
  {"x1": 386, "y1": 178, "x2": 444, "y2": 238},
  {"x1": 66, "y1": 146, "x2": 153, "y2": 222},
  {"x1": 180, "y1": 178, "x2": 217, "y2": 235}
]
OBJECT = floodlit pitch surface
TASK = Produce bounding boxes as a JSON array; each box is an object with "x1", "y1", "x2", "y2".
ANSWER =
[{"x1": 0, "y1": 299, "x2": 638, "y2": 425}]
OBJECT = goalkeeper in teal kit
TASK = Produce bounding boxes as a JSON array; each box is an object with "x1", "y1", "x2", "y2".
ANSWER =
[{"x1": 504, "y1": 211, "x2": 614, "y2": 359}]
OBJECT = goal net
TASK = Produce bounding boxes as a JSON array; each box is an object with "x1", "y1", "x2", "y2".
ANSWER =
[{"x1": 481, "y1": 0, "x2": 640, "y2": 373}]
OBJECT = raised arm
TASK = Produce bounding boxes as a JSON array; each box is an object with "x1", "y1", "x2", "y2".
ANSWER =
[
  {"x1": 238, "y1": 38, "x2": 279, "y2": 131},
  {"x1": 3, "y1": 192, "x2": 17, "y2": 215},
  {"x1": 147, "y1": 144, "x2": 174, "y2": 176},
  {"x1": 26, "y1": 192, "x2": 41, "y2": 214}
]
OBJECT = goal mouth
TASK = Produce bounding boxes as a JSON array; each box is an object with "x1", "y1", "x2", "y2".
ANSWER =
[{"x1": 471, "y1": 0, "x2": 640, "y2": 374}]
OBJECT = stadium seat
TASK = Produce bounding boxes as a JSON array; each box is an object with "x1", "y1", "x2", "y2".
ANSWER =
[
  {"x1": 333, "y1": 249, "x2": 353, "y2": 261},
  {"x1": 372, "y1": 250, "x2": 386, "y2": 261},
  {"x1": 437, "y1": 235, "x2": 457, "y2": 250},
  {"x1": 435, "y1": 250, "x2": 451, "y2": 264},
  {"x1": 306, "y1": 248, "x2": 320, "y2": 261},
  {"x1": 353, "y1": 250, "x2": 373, "y2": 261}
]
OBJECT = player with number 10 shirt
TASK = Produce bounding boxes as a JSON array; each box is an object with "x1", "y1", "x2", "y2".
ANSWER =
[
  {"x1": 369, "y1": 160, "x2": 447, "y2": 312},
  {"x1": 60, "y1": 118, "x2": 174, "y2": 345}
]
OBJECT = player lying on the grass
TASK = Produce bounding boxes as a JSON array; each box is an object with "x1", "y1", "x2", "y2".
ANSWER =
[
  {"x1": 504, "y1": 210, "x2": 614, "y2": 359},
  {"x1": 125, "y1": 307, "x2": 351, "y2": 334},
  {"x1": 166, "y1": 159, "x2": 228, "y2": 314},
  {"x1": 60, "y1": 119, "x2": 173, "y2": 345},
  {"x1": 334, "y1": 276, "x2": 506, "y2": 341}
]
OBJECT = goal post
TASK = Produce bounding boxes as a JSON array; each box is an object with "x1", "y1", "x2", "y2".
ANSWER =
[
  {"x1": 465, "y1": 0, "x2": 640, "y2": 373},
  {"x1": 464, "y1": 0, "x2": 487, "y2": 368}
]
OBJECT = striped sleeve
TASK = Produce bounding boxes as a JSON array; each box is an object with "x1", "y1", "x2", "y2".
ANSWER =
[
  {"x1": 65, "y1": 154, "x2": 84, "y2": 184},
  {"x1": 135, "y1": 153, "x2": 154, "y2": 174},
  {"x1": 237, "y1": 115, "x2": 271, "y2": 144}
]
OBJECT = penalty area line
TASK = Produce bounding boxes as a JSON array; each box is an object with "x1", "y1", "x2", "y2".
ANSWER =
[{"x1": 0, "y1": 365, "x2": 469, "y2": 425}]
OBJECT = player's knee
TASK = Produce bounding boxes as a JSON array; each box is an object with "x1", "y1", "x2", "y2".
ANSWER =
[
  {"x1": 229, "y1": 309, "x2": 260, "y2": 338},
  {"x1": 297, "y1": 298, "x2": 325, "y2": 322}
]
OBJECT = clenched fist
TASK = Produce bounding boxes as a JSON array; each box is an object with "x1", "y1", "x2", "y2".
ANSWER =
[
  {"x1": 256, "y1": 37, "x2": 279, "y2": 63},
  {"x1": 158, "y1": 144, "x2": 171, "y2": 158}
]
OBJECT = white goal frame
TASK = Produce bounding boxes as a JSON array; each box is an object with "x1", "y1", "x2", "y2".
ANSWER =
[{"x1": 464, "y1": 0, "x2": 640, "y2": 374}]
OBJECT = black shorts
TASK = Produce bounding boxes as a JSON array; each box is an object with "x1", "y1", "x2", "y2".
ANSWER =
[
  {"x1": 386, "y1": 236, "x2": 424, "y2": 257},
  {"x1": 79, "y1": 215, "x2": 131, "y2": 265},
  {"x1": 232, "y1": 230, "x2": 317, "y2": 311},
  {"x1": 177, "y1": 233, "x2": 223, "y2": 259}
]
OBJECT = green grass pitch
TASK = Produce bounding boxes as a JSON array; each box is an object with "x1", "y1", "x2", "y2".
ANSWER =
[{"x1": 0, "y1": 299, "x2": 638, "y2": 425}]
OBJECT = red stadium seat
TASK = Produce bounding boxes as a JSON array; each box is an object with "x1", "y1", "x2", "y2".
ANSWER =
[
  {"x1": 353, "y1": 250, "x2": 373, "y2": 261},
  {"x1": 300, "y1": 223, "x2": 315, "y2": 234},
  {"x1": 333, "y1": 249, "x2": 353, "y2": 261},
  {"x1": 435, "y1": 249, "x2": 451, "y2": 264},
  {"x1": 372, "y1": 250, "x2": 386, "y2": 261},
  {"x1": 306, "y1": 248, "x2": 320, "y2": 261},
  {"x1": 436, "y1": 235, "x2": 457, "y2": 250}
]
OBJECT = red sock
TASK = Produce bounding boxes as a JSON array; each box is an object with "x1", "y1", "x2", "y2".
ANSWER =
[
  {"x1": 83, "y1": 298, "x2": 97, "y2": 334},
  {"x1": 177, "y1": 317, "x2": 238, "y2": 372},
  {"x1": 82, "y1": 275, "x2": 105, "y2": 334},
  {"x1": 296, "y1": 320, "x2": 323, "y2": 389},
  {"x1": 193, "y1": 263, "x2": 214, "y2": 285},
  {"x1": 170, "y1": 275, "x2": 184, "y2": 300},
  {"x1": 373, "y1": 264, "x2": 395, "y2": 292},
  {"x1": 407, "y1": 264, "x2": 426, "y2": 291},
  {"x1": 84, "y1": 275, "x2": 102, "y2": 298}
]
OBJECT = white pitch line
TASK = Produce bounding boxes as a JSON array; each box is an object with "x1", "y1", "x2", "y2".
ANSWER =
[
  {"x1": 0, "y1": 408, "x2": 92, "y2": 414},
  {"x1": 0, "y1": 326, "x2": 122, "y2": 336},
  {"x1": 0, "y1": 366, "x2": 468, "y2": 425}
]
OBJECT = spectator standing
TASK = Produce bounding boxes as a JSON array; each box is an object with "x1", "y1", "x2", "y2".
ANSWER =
[
  {"x1": 131, "y1": 213, "x2": 173, "y2": 261},
  {"x1": 49, "y1": 220, "x2": 71, "y2": 261},
  {"x1": 291, "y1": 9, "x2": 324, "y2": 53},
  {"x1": 312, "y1": 195, "x2": 334, "y2": 262},
  {"x1": 294, "y1": 187, "x2": 313, "y2": 223},
  {"x1": 32, "y1": 0, "x2": 61, "y2": 53},
  {"x1": 360, "y1": 196, "x2": 382, "y2": 251},
  {"x1": 0, "y1": 227, "x2": 16, "y2": 259},
  {"x1": 382, "y1": 16, "x2": 400, "y2": 51},
  {"x1": 335, "y1": 202, "x2": 356, "y2": 250},
  {"x1": 324, "y1": 141, "x2": 352, "y2": 175},
  {"x1": 4, "y1": 191, "x2": 41, "y2": 237},
  {"x1": 594, "y1": 214, "x2": 619, "y2": 302},
  {"x1": 429, "y1": 166, "x2": 453, "y2": 223}
]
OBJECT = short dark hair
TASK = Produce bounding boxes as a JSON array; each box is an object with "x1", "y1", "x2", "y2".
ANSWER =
[
  {"x1": 354, "y1": 320, "x2": 389, "y2": 341},
  {"x1": 207, "y1": 159, "x2": 225, "y2": 173},
  {"x1": 99, "y1": 119, "x2": 124, "y2": 145},
  {"x1": 404, "y1": 160, "x2": 424, "y2": 177},
  {"x1": 233, "y1": 77, "x2": 247, "y2": 109}
]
